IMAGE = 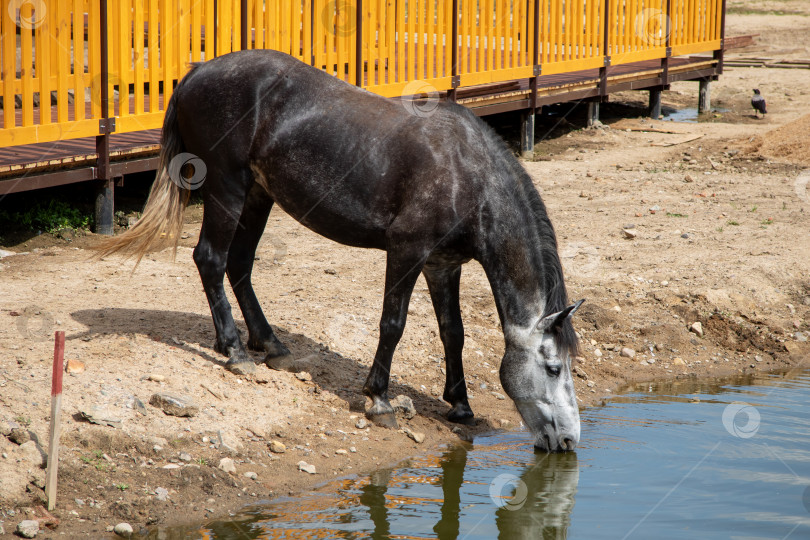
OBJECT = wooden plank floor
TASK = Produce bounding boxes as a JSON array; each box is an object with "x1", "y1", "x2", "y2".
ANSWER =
[{"x1": 0, "y1": 55, "x2": 717, "y2": 191}]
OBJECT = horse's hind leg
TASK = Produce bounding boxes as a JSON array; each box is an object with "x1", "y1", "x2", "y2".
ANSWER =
[
  {"x1": 423, "y1": 264, "x2": 474, "y2": 425},
  {"x1": 225, "y1": 184, "x2": 293, "y2": 370},
  {"x1": 193, "y1": 167, "x2": 255, "y2": 375}
]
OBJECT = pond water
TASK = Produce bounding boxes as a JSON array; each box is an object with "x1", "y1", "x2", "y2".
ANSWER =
[
  {"x1": 144, "y1": 368, "x2": 810, "y2": 539},
  {"x1": 662, "y1": 106, "x2": 729, "y2": 123}
]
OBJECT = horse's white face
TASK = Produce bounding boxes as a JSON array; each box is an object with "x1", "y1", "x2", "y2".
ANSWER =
[{"x1": 501, "y1": 302, "x2": 583, "y2": 452}]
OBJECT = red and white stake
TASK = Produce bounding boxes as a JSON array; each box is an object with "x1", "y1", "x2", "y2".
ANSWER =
[{"x1": 45, "y1": 331, "x2": 65, "y2": 511}]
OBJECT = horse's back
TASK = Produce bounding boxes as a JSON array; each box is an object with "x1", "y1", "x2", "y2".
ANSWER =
[{"x1": 173, "y1": 50, "x2": 508, "y2": 254}]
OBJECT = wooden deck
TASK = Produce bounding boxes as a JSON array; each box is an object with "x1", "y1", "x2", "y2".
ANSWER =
[{"x1": 0, "y1": 55, "x2": 719, "y2": 195}]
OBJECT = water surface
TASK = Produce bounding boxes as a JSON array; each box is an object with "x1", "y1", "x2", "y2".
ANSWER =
[{"x1": 145, "y1": 368, "x2": 810, "y2": 539}]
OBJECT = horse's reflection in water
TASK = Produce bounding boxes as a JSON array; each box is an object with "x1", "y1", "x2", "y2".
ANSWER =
[
  {"x1": 494, "y1": 452, "x2": 579, "y2": 540},
  {"x1": 358, "y1": 445, "x2": 579, "y2": 540}
]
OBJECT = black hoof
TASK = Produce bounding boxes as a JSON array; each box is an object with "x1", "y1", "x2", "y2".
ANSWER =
[
  {"x1": 367, "y1": 411, "x2": 398, "y2": 429},
  {"x1": 264, "y1": 353, "x2": 298, "y2": 372},
  {"x1": 447, "y1": 404, "x2": 475, "y2": 425},
  {"x1": 225, "y1": 359, "x2": 256, "y2": 375}
]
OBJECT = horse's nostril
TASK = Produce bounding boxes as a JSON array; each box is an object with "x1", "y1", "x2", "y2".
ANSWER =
[{"x1": 561, "y1": 436, "x2": 577, "y2": 451}]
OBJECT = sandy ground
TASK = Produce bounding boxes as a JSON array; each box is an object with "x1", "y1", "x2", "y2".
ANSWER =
[{"x1": 1, "y1": 8, "x2": 810, "y2": 538}]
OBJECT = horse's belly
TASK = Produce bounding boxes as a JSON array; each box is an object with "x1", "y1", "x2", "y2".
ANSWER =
[{"x1": 268, "y1": 187, "x2": 390, "y2": 250}]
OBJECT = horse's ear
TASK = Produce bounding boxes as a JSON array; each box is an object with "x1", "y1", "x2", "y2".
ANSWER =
[{"x1": 535, "y1": 299, "x2": 585, "y2": 333}]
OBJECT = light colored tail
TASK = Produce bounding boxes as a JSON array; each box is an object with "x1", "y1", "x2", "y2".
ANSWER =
[{"x1": 94, "y1": 89, "x2": 189, "y2": 267}]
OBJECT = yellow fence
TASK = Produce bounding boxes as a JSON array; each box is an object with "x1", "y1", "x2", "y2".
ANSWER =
[{"x1": 1, "y1": 0, "x2": 723, "y2": 148}]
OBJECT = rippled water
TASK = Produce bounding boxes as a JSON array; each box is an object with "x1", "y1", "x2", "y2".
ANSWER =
[{"x1": 145, "y1": 368, "x2": 810, "y2": 539}]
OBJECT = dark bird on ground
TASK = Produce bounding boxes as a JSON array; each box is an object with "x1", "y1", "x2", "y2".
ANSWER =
[{"x1": 752, "y1": 89, "x2": 767, "y2": 118}]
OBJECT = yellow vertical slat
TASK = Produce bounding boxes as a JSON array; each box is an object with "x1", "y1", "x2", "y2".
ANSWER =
[
  {"x1": 438, "y1": 0, "x2": 446, "y2": 77},
  {"x1": 386, "y1": 0, "x2": 395, "y2": 82},
  {"x1": 406, "y1": 0, "x2": 414, "y2": 80},
  {"x1": 415, "y1": 0, "x2": 423, "y2": 79},
  {"x1": 72, "y1": 0, "x2": 85, "y2": 121},
  {"x1": 498, "y1": 0, "x2": 505, "y2": 69},
  {"x1": 538, "y1": 0, "x2": 545, "y2": 64},
  {"x1": 347, "y1": 0, "x2": 355, "y2": 83},
  {"x1": 117, "y1": 0, "x2": 129, "y2": 117},
  {"x1": 337, "y1": 0, "x2": 345, "y2": 80},
  {"x1": 20, "y1": 4, "x2": 34, "y2": 126},
  {"x1": 89, "y1": 0, "x2": 100, "y2": 118},
  {"x1": 394, "y1": 0, "x2": 403, "y2": 80},
  {"x1": 510, "y1": 0, "x2": 518, "y2": 67},
  {"x1": 204, "y1": 0, "x2": 214, "y2": 59},
  {"x1": 1, "y1": 5, "x2": 16, "y2": 128},
  {"x1": 162, "y1": 0, "x2": 174, "y2": 104},
  {"x1": 192, "y1": 0, "x2": 202, "y2": 59},
  {"x1": 57, "y1": 0, "x2": 70, "y2": 123},
  {"x1": 148, "y1": 0, "x2": 158, "y2": 111},
  {"x1": 279, "y1": 0, "x2": 288, "y2": 54},
  {"x1": 303, "y1": 0, "x2": 312, "y2": 63},
  {"x1": 555, "y1": 0, "x2": 562, "y2": 61},
  {"x1": 134, "y1": 0, "x2": 145, "y2": 114},
  {"x1": 687, "y1": 0, "x2": 695, "y2": 44},
  {"x1": 427, "y1": 0, "x2": 434, "y2": 78},
  {"x1": 575, "y1": 0, "x2": 583, "y2": 59}
]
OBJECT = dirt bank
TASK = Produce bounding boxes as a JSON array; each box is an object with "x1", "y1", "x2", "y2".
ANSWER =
[{"x1": 2, "y1": 11, "x2": 810, "y2": 539}]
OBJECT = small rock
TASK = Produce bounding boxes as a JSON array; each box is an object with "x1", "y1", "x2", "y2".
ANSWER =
[
  {"x1": 684, "y1": 174, "x2": 694, "y2": 183},
  {"x1": 247, "y1": 424, "x2": 266, "y2": 439},
  {"x1": 390, "y1": 395, "x2": 417, "y2": 419},
  {"x1": 622, "y1": 228, "x2": 637, "y2": 239},
  {"x1": 9, "y1": 428, "x2": 31, "y2": 445},
  {"x1": 593, "y1": 349, "x2": 603, "y2": 358},
  {"x1": 295, "y1": 371, "x2": 312, "y2": 382},
  {"x1": 268, "y1": 440, "x2": 286, "y2": 453},
  {"x1": 65, "y1": 359, "x2": 85, "y2": 374},
  {"x1": 335, "y1": 449, "x2": 348, "y2": 455},
  {"x1": 689, "y1": 322, "x2": 704, "y2": 337},
  {"x1": 162, "y1": 464, "x2": 181, "y2": 469},
  {"x1": 649, "y1": 205, "x2": 661, "y2": 214},
  {"x1": 217, "y1": 431, "x2": 244, "y2": 455},
  {"x1": 681, "y1": 233, "x2": 690, "y2": 239},
  {"x1": 620, "y1": 348, "x2": 635, "y2": 359},
  {"x1": 349, "y1": 447, "x2": 357, "y2": 453},
  {"x1": 498, "y1": 419, "x2": 513, "y2": 429},
  {"x1": 586, "y1": 381, "x2": 595, "y2": 388},
  {"x1": 795, "y1": 332, "x2": 807, "y2": 342},
  {"x1": 79, "y1": 406, "x2": 122, "y2": 428},
  {"x1": 355, "y1": 418, "x2": 368, "y2": 430},
  {"x1": 178, "y1": 452, "x2": 192, "y2": 462},
  {"x1": 155, "y1": 487, "x2": 169, "y2": 501},
  {"x1": 755, "y1": 356, "x2": 763, "y2": 363},
  {"x1": 298, "y1": 461, "x2": 316, "y2": 474},
  {"x1": 672, "y1": 357, "x2": 686, "y2": 366},
  {"x1": 149, "y1": 393, "x2": 199, "y2": 417},
  {"x1": 152, "y1": 445, "x2": 163, "y2": 453},
  {"x1": 18, "y1": 441, "x2": 44, "y2": 468},
  {"x1": 490, "y1": 391, "x2": 506, "y2": 400},
  {"x1": 147, "y1": 374, "x2": 166, "y2": 382},
  {"x1": 113, "y1": 522, "x2": 133, "y2": 538},
  {"x1": 218, "y1": 458, "x2": 236, "y2": 473},
  {"x1": 573, "y1": 366, "x2": 588, "y2": 380},
  {"x1": 244, "y1": 471, "x2": 258, "y2": 480},
  {"x1": 402, "y1": 428, "x2": 425, "y2": 444},
  {"x1": 16, "y1": 520, "x2": 39, "y2": 538}
]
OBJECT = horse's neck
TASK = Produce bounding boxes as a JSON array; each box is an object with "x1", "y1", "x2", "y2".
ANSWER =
[{"x1": 480, "y1": 233, "x2": 553, "y2": 335}]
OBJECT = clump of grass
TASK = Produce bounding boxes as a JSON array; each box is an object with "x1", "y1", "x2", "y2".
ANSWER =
[
  {"x1": 0, "y1": 200, "x2": 92, "y2": 234},
  {"x1": 727, "y1": 220, "x2": 740, "y2": 226},
  {"x1": 666, "y1": 212, "x2": 689, "y2": 218}
]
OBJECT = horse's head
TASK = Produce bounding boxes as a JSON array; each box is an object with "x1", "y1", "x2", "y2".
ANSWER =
[{"x1": 500, "y1": 300, "x2": 584, "y2": 452}]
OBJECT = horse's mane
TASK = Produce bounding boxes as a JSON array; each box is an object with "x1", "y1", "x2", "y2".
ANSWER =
[{"x1": 457, "y1": 107, "x2": 579, "y2": 358}]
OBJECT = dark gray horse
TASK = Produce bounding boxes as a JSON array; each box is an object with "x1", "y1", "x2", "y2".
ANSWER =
[{"x1": 99, "y1": 50, "x2": 584, "y2": 451}]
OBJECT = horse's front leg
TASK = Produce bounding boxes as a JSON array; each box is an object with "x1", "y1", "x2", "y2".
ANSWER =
[
  {"x1": 362, "y1": 246, "x2": 426, "y2": 428},
  {"x1": 423, "y1": 264, "x2": 474, "y2": 425}
]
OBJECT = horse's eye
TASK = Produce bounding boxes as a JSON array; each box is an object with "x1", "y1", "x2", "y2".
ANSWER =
[{"x1": 546, "y1": 363, "x2": 562, "y2": 377}]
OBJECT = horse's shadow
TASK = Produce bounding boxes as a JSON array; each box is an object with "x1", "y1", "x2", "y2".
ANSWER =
[{"x1": 70, "y1": 308, "x2": 494, "y2": 433}]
